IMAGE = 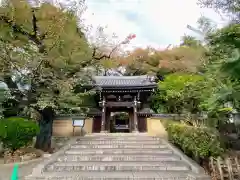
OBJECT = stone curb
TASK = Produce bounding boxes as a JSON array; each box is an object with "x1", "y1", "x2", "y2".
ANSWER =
[
  {"x1": 162, "y1": 140, "x2": 211, "y2": 180},
  {"x1": 162, "y1": 139, "x2": 206, "y2": 174},
  {"x1": 0, "y1": 156, "x2": 44, "y2": 167}
]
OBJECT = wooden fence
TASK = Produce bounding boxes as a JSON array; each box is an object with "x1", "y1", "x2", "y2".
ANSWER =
[{"x1": 209, "y1": 156, "x2": 240, "y2": 180}]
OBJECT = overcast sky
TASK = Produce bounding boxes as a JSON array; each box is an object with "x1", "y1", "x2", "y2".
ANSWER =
[
  {"x1": 0, "y1": 0, "x2": 227, "y2": 50},
  {"x1": 81, "y1": 0, "x2": 227, "y2": 50},
  {"x1": 0, "y1": 0, "x2": 229, "y2": 86}
]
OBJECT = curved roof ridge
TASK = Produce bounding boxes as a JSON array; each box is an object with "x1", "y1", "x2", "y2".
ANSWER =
[
  {"x1": 93, "y1": 75, "x2": 156, "y2": 88},
  {"x1": 94, "y1": 75, "x2": 148, "y2": 79}
]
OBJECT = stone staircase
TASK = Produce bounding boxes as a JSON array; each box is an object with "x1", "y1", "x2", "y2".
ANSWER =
[{"x1": 25, "y1": 133, "x2": 210, "y2": 180}]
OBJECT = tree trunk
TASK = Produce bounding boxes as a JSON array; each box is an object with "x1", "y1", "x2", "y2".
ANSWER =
[{"x1": 35, "y1": 107, "x2": 54, "y2": 152}]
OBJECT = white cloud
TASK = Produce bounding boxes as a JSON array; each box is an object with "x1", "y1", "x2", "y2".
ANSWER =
[{"x1": 81, "y1": 0, "x2": 227, "y2": 50}]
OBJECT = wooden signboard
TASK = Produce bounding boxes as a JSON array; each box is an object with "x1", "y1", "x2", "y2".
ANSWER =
[{"x1": 72, "y1": 118, "x2": 85, "y2": 136}]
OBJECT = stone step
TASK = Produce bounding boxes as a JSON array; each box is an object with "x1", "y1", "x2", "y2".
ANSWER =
[
  {"x1": 86, "y1": 133, "x2": 150, "y2": 136},
  {"x1": 57, "y1": 154, "x2": 181, "y2": 162},
  {"x1": 25, "y1": 171, "x2": 191, "y2": 180},
  {"x1": 78, "y1": 135, "x2": 161, "y2": 138},
  {"x1": 65, "y1": 148, "x2": 173, "y2": 155},
  {"x1": 44, "y1": 161, "x2": 190, "y2": 172},
  {"x1": 76, "y1": 137, "x2": 162, "y2": 141},
  {"x1": 70, "y1": 144, "x2": 168, "y2": 149},
  {"x1": 75, "y1": 139, "x2": 162, "y2": 142},
  {"x1": 75, "y1": 140, "x2": 163, "y2": 144}
]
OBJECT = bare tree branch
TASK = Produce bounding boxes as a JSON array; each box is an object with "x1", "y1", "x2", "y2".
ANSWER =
[{"x1": 92, "y1": 43, "x2": 121, "y2": 60}]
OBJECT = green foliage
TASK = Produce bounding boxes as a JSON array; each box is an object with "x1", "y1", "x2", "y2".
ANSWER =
[
  {"x1": 198, "y1": 23, "x2": 240, "y2": 118},
  {"x1": 5, "y1": 117, "x2": 29, "y2": 121},
  {"x1": 198, "y1": 0, "x2": 239, "y2": 23},
  {"x1": 0, "y1": 0, "x2": 96, "y2": 116},
  {"x1": 0, "y1": 117, "x2": 39, "y2": 151},
  {"x1": 180, "y1": 35, "x2": 202, "y2": 47},
  {"x1": 207, "y1": 24, "x2": 240, "y2": 79},
  {"x1": 0, "y1": 87, "x2": 11, "y2": 119},
  {"x1": 151, "y1": 73, "x2": 204, "y2": 113},
  {"x1": 115, "y1": 112, "x2": 129, "y2": 120},
  {"x1": 151, "y1": 22, "x2": 240, "y2": 128},
  {"x1": 166, "y1": 122, "x2": 225, "y2": 159},
  {"x1": 0, "y1": 88, "x2": 5, "y2": 118}
]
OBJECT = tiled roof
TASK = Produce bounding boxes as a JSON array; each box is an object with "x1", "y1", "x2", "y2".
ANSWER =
[
  {"x1": 93, "y1": 75, "x2": 156, "y2": 88},
  {"x1": 138, "y1": 108, "x2": 154, "y2": 114},
  {"x1": 87, "y1": 108, "x2": 102, "y2": 115}
]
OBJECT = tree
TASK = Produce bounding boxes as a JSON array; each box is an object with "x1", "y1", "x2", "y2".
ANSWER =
[
  {"x1": 91, "y1": 30, "x2": 136, "y2": 76},
  {"x1": 0, "y1": 86, "x2": 7, "y2": 119},
  {"x1": 151, "y1": 73, "x2": 204, "y2": 114},
  {"x1": 184, "y1": 11, "x2": 240, "y2": 127},
  {"x1": 207, "y1": 24, "x2": 240, "y2": 79},
  {"x1": 198, "y1": 23, "x2": 240, "y2": 123},
  {"x1": 121, "y1": 47, "x2": 161, "y2": 76},
  {"x1": 0, "y1": 0, "x2": 96, "y2": 151},
  {"x1": 0, "y1": 0, "x2": 135, "y2": 151},
  {"x1": 198, "y1": 0, "x2": 240, "y2": 22},
  {"x1": 180, "y1": 35, "x2": 202, "y2": 47},
  {"x1": 122, "y1": 45, "x2": 206, "y2": 78}
]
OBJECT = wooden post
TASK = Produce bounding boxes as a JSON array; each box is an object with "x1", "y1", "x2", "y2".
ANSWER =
[
  {"x1": 133, "y1": 96, "x2": 138, "y2": 132},
  {"x1": 101, "y1": 96, "x2": 106, "y2": 133},
  {"x1": 217, "y1": 157, "x2": 224, "y2": 180}
]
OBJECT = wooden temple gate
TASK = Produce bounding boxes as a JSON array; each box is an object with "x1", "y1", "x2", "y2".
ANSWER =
[{"x1": 89, "y1": 75, "x2": 156, "y2": 133}]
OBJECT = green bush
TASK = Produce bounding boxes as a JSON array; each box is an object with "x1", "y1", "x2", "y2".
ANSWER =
[
  {"x1": 0, "y1": 117, "x2": 39, "y2": 152},
  {"x1": 166, "y1": 123, "x2": 224, "y2": 160},
  {"x1": 6, "y1": 117, "x2": 29, "y2": 121}
]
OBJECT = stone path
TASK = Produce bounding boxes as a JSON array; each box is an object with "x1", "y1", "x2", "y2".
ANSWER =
[
  {"x1": 25, "y1": 133, "x2": 210, "y2": 180},
  {"x1": 0, "y1": 137, "x2": 69, "y2": 180},
  {"x1": 0, "y1": 158, "x2": 43, "y2": 180}
]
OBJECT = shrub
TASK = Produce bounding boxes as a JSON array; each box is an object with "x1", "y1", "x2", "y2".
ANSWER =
[
  {"x1": 0, "y1": 117, "x2": 39, "y2": 152},
  {"x1": 166, "y1": 122, "x2": 225, "y2": 161}
]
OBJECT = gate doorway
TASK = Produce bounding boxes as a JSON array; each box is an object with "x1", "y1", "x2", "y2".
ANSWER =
[{"x1": 110, "y1": 112, "x2": 130, "y2": 133}]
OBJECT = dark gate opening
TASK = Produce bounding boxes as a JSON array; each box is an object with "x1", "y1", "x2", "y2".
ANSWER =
[{"x1": 110, "y1": 112, "x2": 130, "y2": 133}]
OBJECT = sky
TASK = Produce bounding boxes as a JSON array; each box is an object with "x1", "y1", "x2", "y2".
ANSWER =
[
  {"x1": 0, "y1": 0, "x2": 227, "y2": 50},
  {"x1": 0, "y1": 0, "x2": 228, "y2": 87},
  {"x1": 81, "y1": 0, "x2": 227, "y2": 50}
]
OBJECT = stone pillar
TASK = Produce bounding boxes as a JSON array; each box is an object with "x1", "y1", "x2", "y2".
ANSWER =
[
  {"x1": 133, "y1": 96, "x2": 139, "y2": 133},
  {"x1": 100, "y1": 96, "x2": 107, "y2": 133}
]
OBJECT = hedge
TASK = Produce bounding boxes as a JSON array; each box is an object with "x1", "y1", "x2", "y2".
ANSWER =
[
  {"x1": 0, "y1": 117, "x2": 39, "y2": 152},
  {"x1": 166, "y1": 122, "x2": 225, "y2": 160}
]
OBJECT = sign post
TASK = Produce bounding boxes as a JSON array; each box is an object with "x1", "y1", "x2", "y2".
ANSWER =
[{"x1": 72, "y1": 118, "x2": 85, "y2": 136}]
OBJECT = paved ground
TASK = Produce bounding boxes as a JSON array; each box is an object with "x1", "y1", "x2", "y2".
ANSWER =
[
  {"x1": 0, "y1": 137, "x2": 70, "y2": 180},
  {"x1": 0, "y1": 158, "x2": 42, "y2": 180}
]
